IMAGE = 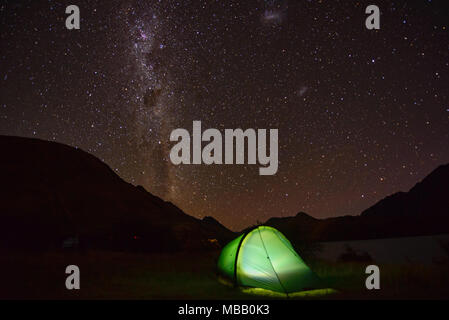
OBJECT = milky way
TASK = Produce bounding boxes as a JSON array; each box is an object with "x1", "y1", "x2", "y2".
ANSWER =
[{"x1": 1, "y1": 0, "x2": 448, "y2": 230}]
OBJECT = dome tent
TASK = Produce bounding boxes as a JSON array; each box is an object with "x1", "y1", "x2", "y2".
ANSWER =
[{"x1": 217, "y1": 226, "x2": 322, "y2": 295}]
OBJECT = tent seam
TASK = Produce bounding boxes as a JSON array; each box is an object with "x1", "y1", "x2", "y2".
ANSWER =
[
  {"x1": 271, "y1": 228, "x2": 301, "y2": 258},
  {"x1": 257, "y1": 227, "x2": 288, "y2": 296}
]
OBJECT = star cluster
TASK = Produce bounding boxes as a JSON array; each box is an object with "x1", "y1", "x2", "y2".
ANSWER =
[{"x1": 1, "y1": 0, "x2": 448, "y2": 230}]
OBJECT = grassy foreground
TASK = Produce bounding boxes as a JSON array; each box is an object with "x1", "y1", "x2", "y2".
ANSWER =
[{"x1": 1, "y1": 250, "x2": 448, "y2": 299}]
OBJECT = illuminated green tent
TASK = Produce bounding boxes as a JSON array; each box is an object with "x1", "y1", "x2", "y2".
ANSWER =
[{"x1": 217, "y1": 226, "x2": 322, "y2": 294}]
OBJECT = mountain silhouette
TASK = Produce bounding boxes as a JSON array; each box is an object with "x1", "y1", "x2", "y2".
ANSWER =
[
  {"x1": 264, "y1": 164, "x2": 449, "y2": 243},
  {"x1": 361, "y1": 164, "x2": 448, "y2": 218},
  {"x1": 0, "y1": 135, "x2": 235, "y2": 251},
  {"x1": 1, "y1": 135, "x2": 448, "y2": 251}
]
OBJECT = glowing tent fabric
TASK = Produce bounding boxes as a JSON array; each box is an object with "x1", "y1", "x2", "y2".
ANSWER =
[{"x1": 217, "y1": 226, "x2": 321, "y2": 294}]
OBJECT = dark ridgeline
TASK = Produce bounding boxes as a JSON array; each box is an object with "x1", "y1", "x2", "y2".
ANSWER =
[
  {"x1": 264, "y1": 164, "x2": 449, "y2": 244},
  {"x1": 0, "y1": 135, "x2": 235, "y2": 251},
  {"x1": 1, "y1": 135, "x2": 448, "y2": 253}
]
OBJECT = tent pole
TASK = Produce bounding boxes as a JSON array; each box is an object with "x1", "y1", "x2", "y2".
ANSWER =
[{"x1": 233, "y1": 229, "x2": 251, "y2": 287}]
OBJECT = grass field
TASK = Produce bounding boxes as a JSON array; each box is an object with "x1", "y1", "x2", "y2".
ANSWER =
[{"x1": 1, "y1": 250, "x2": 448, "y2": 299}]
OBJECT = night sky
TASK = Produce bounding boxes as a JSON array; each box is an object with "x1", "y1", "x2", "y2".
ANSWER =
[{"x1": 1, "y1": 0, "x2": 448, "y2": 230}]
